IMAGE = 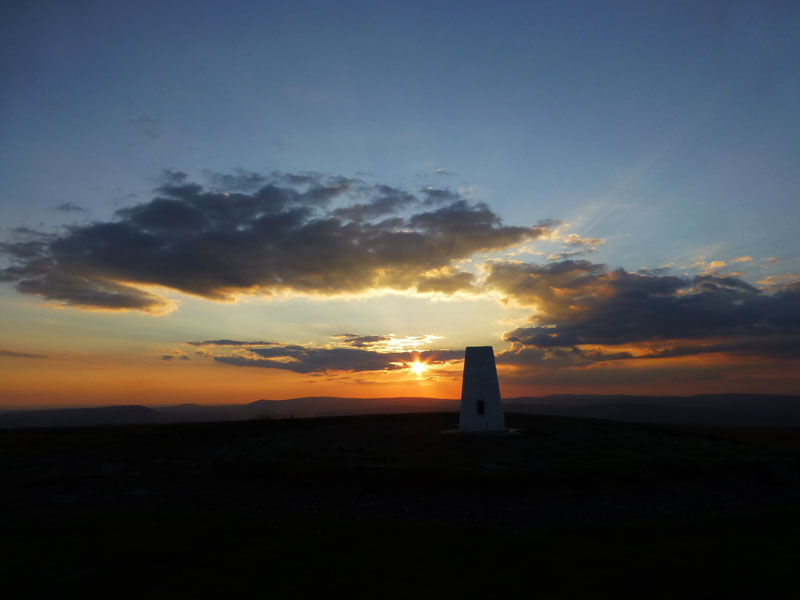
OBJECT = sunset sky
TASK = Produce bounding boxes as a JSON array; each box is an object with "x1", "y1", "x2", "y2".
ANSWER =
[{"x1": 1, "y1": 1, "x2": 799, "y2": 408}]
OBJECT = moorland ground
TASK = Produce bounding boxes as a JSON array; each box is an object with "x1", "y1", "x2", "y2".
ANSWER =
[{"x1": 3, "y1": 412, "x2": 800, "y2": 597}]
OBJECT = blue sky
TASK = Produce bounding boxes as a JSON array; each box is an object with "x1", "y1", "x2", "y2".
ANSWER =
[{"x1": 1, "y1": 1, "x2": 799, "y2": 405}]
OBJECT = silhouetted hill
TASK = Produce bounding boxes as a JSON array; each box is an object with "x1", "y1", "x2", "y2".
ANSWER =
[
  {"x1": 244, "y1": 395, "x2": 457, "y2": 418},
  {"x1": 0, "y1": 396, "x2": 457, "y2": 428},
  {"x1": 2, "y1": 394, "x2": 800, "y2": 429}
]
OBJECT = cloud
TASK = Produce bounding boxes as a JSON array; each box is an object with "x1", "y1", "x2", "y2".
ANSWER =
[
  {"x1": 183, "y1": 333, "x2": 464, "y2": 374},
  {"x1": 688, "y1": 259, "x2": 732, "y2": 275},
  {"x1": 546, "y1": 250, "x2": 588, "y2": 260},
  {"x1": 331, "y1": 334, "x2": 392, "y2": 347},
  {"x1": 629, "y1": 337, "x2": 800, "y2": 360},
  {"x1": 187, "y1": 339, "x2": 279, "y2": 347},
  {"x1": 758, "y1": 274, "x2": 800, "y2": 290},
  {"x1": 0, "y1": 235, "x2": 53, "y2": 264},
  {"x1": 416, "y1": 270, "x2": 476, "y2": 294},
  {"x1": 485, "y1": 259, "x2": 607, "y2": 320},
  {"x1": 420, "y1": 187, "x2": 461, "y2": 205},
  {"x1": 160, "y1": 353, "x2": 190, "y2": 361},
  {"x1": 488, "y1": 259, "x2": 800, "y2": 365},
  {"x1": 563, "y1": 233, "x2": 605, "y2": 251},
  {"x1": 6, "y1": 167, "x2": 796, "y2": 380},
  {"x1": 7, "y1": 227, "x2": 53, "y2": 240},
  {"x1": 53, "y1": 203, "x2": 87, "y2": 213},
  {"x1": 127, "y1": 115, "x2": 159, "y2": 139},
  {"x1": 12, "y1": 270, "x2": 174, "y2": 313},
  {"x1": 331, "y1": 185, "x2": 416, "y2": 221},
  {"x1": 0, "y1": 171, "x2": 554, "y2": 311},
  {"x1": 0, "y1": 349, "x2": 48, "y2": 359},
  {"x1": 209, "y1": 341, "x2": 463, "y2": 374},
  {"x1": 202, "y1": 169, "x2": 267, "y2": 193},
  {"x1": 546, "y1": 233, "x2": 605, "y2": 260}
]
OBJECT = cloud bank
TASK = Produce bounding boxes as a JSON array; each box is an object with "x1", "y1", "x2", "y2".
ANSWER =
[
  {"x1": 182, "y1": 263, "x2": 800, "y2": 376},
  {"x1": 0, "y1": 171, "x2": 553, "y2": 312},
  {"x1": 486, "y1": 260, "x2": 800, "y2": 365},
  {"x1": 3, "y1": 168, "x2": 799, "y2": 381},
  {"x1": 188, "y1": 338, "x2": 462, "y2": 374}
]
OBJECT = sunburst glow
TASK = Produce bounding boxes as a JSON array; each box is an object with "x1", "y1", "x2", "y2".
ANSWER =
[{"x1": 410, "y1": 361, "x2": 427, "y2": 376}]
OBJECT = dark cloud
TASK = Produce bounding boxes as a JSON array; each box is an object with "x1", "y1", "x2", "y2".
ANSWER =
[
  {"x1": 0, "y1": 171, "x2": 552, "y2": 311},
  {"x1": 267, "y1": 172, "x2": 361, "y2": 206},
  {"x1": 485, "y1": 259, "x2": 607, "y2": 320},
  {"x1": 182, "y1": 334, "x2": 463, "y2": 374},
  {"x1": 632, "y1": 337, "x2": 800, "y2": 360},
  {"x1": 489, "y1": 259, "x2": 800, "y2": 365},
  {"x1": 547, "y1": 234, "x2": 605, "y2": 261},
  {"x1": 416, "y1": 271, "x2": 476, "y2": 294},
  {"x1": 420, "y1": 187, "x2": 461, "y2": 205},
  {"x1": 332, "y1": 334, "x2": 392, "y2": 347},
  {"x1": 157, "y1": 169, "x2": 189, "y2": 185},
  {"x1": 202, "y1": 169, "x2": 268, "y2": 193},
  {"x1": 187, "y1": 339, "x2": 279, "y2": 347},
  {"x1": 407, "y1": 201, "x2": 552, "y2": 252},
  {"x1": 53, "y1": 203, "x2": 87, "y2": 213},
  {"x1": 546, "y1": 249, "x2": 588, "y2": 260},
  {"x1": 0, "y1": 349, "x2": 48, "y2": 359},
  {"x1": 0, "y1": 236, "x2": 52, "y2": 263},
  {"x1": 8, "y1": 227, "x2": 53, "y2": 239},
  {"x1": 534, "y1": 218, "x2": 562, "y2": 230},
  {"x1": 331, "y1": 185, "x2": 416, "y2": 222},
  {"x1": 128, "y1": 116, "x2": 159, "y2": 139},
  {"x1": 214, "y1": 344, "x2": 463, "y2": 374},
  {"x1": 14, "y1": 270, "x2": 172, "y2": 311}
]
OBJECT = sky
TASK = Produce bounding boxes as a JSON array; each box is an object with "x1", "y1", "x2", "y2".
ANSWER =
[{"x1": 1, "y1": 0, "x2": 799, "y2": 408}]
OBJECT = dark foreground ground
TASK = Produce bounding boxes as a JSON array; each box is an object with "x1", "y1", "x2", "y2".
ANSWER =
[{"x1": 3, "y1": 412, "x2": 800, "y2": 598}]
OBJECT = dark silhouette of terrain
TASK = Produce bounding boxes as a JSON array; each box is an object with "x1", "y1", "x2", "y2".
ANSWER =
[
  {"x1": 506, "y1": 393, "x2": 800, "y2": 426},
  {"x1": 3, "y1": 393, "x2": 800, "y2": 428},
  {"x1": 0, "y1": 404, "x2": 160, "y2": 428},
  {"x1": 3, "y1": 412, "x2": 800, "y2": 596}
]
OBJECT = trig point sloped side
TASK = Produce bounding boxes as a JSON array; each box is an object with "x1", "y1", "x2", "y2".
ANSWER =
[{"x1": 459, "y1": 346, "x2": 505, "y2": 432}]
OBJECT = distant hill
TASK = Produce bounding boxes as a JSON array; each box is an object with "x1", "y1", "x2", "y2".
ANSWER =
[
  {"x1": 157, "y1": 396, "x2": 458, "y2": 422},
  {"x1": 0, "y1": 397, "x2": 457, "y2": 429},
  {"x1": 1, "y1": 393, "x2": 800, "y2": 429}
]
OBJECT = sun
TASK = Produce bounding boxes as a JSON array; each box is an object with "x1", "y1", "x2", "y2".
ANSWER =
[{"x1": 410, "y1": 360, "x2": 427, "y2": 376}]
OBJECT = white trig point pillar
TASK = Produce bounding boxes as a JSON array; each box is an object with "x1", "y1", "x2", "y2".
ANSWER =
[{"x1": 459, "y1": 346, "x2": 505, "y2": 432}]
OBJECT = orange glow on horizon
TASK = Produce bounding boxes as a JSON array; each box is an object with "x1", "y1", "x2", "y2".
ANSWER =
[
  {"x1": 2, "y1": 333, "x2": 800, "y2": 409},
  {"x1": 0, "y1": 351, "x2": 462, "y2": 408}
]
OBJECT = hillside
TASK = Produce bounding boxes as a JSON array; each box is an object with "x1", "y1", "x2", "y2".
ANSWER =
[
  {"x1": 3, "y1": 412, "x2": 800, "y2": 596},
  {"x1": 3, "y1": 393, "x2": 800, "y2": 428}
]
